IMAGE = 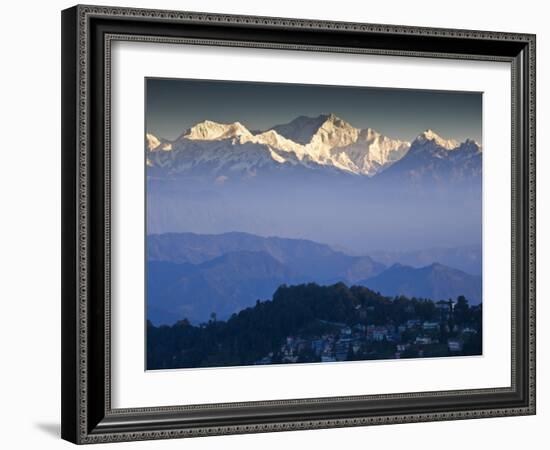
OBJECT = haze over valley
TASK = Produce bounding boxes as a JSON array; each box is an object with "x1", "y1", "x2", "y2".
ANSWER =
[{"x1": 146, "y1": 113, "x2": 482, "y2": 253}]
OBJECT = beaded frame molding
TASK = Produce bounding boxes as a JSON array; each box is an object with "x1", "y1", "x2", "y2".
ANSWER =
[{"x1": 61, "y1": 4, "x2": 536, "y2": 444}]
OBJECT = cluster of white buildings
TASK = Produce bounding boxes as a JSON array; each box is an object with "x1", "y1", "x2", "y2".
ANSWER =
[{"x1": 255, "y1": 315, "x2": 479, "y2": 365}]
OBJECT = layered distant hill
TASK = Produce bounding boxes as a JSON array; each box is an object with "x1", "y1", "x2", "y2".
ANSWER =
[
  {"x1": 147, "y1": 251, "x2": 297, "y2": 327},
  {"x1": 360, "y1": 262, "x2": 482, "y2": 304},
  {"x1": 146, "y1": 113, "x2": 481, "y2": 183},
  {"x1": 368, "y1": 245, "x2": 482, "y2": 276},
  {"x1": 147, "y1": 232, "x2": 385, "y2": 325},
  {"x1": 147, "y1": 231, "x2": 384, "y2": 280},
  {"x1": 147, "y1": 232, "x2": 482, "y2": 325}
]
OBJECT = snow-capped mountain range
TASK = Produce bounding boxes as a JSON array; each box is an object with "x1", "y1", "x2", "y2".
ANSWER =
[{"x1": 146, "y1": 113, "x2": 481, "y2": 180}]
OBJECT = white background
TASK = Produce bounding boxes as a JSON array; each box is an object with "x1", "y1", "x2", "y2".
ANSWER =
[
  {"x1": 112, "y1": 42, "x2": 511, "y2": 408},
  {"x1": 0, "y1": 0, "x2": 546, "y2": 449}
]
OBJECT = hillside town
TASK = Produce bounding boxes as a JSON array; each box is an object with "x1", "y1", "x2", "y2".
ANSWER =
[
  {"x1": 148, "y1": 283, "x2": 482, "y2": 370},
  {"x1": 255, "y1": 299, "x2": 482, "y2": 365}
]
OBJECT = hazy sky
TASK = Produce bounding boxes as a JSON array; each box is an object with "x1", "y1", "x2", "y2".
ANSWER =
[{"x1": 146, "y1": 78, "x2": 482, "y2": 143}]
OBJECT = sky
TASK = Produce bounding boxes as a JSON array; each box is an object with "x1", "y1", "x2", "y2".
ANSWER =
[{"x1": 146, "y1": 77, "x2": 482, "y2": 143}]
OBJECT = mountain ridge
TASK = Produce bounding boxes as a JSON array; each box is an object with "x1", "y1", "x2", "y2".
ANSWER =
[
  {"x1": 147, "y1": 231, "x2": 385, "y2": 281},
  {"x1": 359, "y1": 261, "x2": 482, "y2": 304},
  {"x1": 146, "y1": 114, "x2": 479, "y2": 180},
  {"x1": 147, "y1": 232, "x2": 482, "y2": 325}
]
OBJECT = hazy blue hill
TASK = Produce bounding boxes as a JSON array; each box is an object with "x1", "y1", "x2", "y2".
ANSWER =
[
  {"x1": 147, "y1": 250, "x2": 299, "y2": 325},
  {"x1": 147, "y1": 232, "x2": 483, "y2": 325},
  {"x1": 360, "y1": 262, "x2": 482, "y2": 304},
  {"x1": 147, "y1": 232, "x2": 388, "y2": 325},
  {"x1": 147, "y1": 232, "x2": 385, "y2": 282},
  {"x1": 368, "y1": 245, "x2": 482, "y2": 275}
]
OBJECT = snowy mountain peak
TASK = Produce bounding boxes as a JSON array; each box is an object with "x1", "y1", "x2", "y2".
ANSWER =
[
  {"x1": 245, "y1": 129, "x2": 302, "y2": 153},
  {"x1": 329, "y1": 127, "x2": 410, "y2": 176},
  {"x1": 319, "y1": 113, "x2": 356, "y2": 134},
  {"x1": 146, "y1": 133, "x2": 161, "y2": 151},
  {"x1": 418, "y1": 129, "x2": 439, "y2": 140},
  {"x1": 414, "y1": 129, "x2": 459, "y2": 150},
  {"x1": 271, "y1": 114, "x2": 347, "y2": 145},
  {"x1": 183, "y1": 120, "x2": 252, "y2": 141},
  {"x1": 146, "y1": 114, "x2": 477, "y2": 180},
  {"x1": 309, "y1": 114, "x2": 359, "y2": 152},
  {"x1": 459, "y1": 138, "x2": 482, "y2": 154},
  {"x1": 323, "y1": 112, "x2": 349, "y2": 125},
  {"x1": 364, "y1": 128, "x2": 381, "y2": 141},
  {"x1": 146, "y1": 133, "x2": 172, "y2": 152},
  {"x1": 463, "y1": 138, "x2": 482, "y2": 149}
]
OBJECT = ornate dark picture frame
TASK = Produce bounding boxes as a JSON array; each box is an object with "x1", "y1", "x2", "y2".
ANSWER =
[{"x1": 61, "y1": 4, "x2": 536, "y2": 444}]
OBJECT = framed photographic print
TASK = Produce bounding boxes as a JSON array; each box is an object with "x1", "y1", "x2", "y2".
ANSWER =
[{"x1": 61, "y1": 5, "x2": 536, "y2": 444}]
